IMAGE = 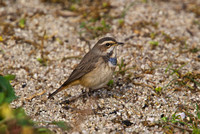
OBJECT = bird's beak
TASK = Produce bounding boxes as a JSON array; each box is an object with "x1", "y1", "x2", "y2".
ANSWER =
[
  {"x1": 112, "y1": 42, "x2": 124, "y2": 46},
  {"x1": 113, "y1": 42, "x2": 124, "y2": 46},
  {"x1": 117, "y1": 42, "x2": 124, "y2": 45}
]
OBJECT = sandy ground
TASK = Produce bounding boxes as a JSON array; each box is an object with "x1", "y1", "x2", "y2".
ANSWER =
[{"x1": 1, "y1": 0, "x2": 200, "y2": 133}]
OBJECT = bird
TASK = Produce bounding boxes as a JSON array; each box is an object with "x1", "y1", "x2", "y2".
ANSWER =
[{"x1": 48, "y1": 37, "x2": 124, "y2": 99}]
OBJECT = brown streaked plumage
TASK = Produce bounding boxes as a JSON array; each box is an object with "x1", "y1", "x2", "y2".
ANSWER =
[{"x1": 48, "y1": 37, "x2": 123, "y2": 99}]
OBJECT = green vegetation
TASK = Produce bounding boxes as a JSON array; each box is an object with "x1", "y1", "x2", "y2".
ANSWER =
[
  {"x1": 37, "y1": 57, "x2": 47, "y2": 66},
  {"x1": 154, "y1": 87, "x2": 162, "y2": 93},
  {"x1": 0, "y1": 36, "x2": 3, "y2": 42},
  {"x1": 3, "y1": 74, "x2": 16, "y2": 81},
  {"x1": 161, "y1": 104, "x2": 200, "y2": 133},
  {"x1": 107, "y1": 80, "x2": 114, "y2": 87},
  {"x1": 190, "y1": 47, "x2": 199, "y2": 53},
  {"x1": 1, "y1": 0, "x2": 199, "y2": 133},
  {"x1": 149, "y1": 41, "x2": 159, "y2": 49},
  {"x1": 18, "y1": 18, "x2": 26, "y2": 28},
  {"x1": 0, "y1": 76, "x2": 17, "y2": 104},
  {"x1": 150, "y1": 32, "x2": 157, "y2": 39},
  {"x1": 79, "y1": 19, "x2": 111, "y2": 38},
  {"x1": 117, "y1": 58, "x2": 127, "y2": 76},
  {"x1": 0, "y1": 75, "x2": 71, "y2": 134},
  {"x1": 163, "y1": 63, "x2": 200, "y2": 91}
]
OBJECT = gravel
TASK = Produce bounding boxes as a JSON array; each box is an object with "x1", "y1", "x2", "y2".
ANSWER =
[{"x1": 1, "y1": 0, "x2": 200, "y2": 133}]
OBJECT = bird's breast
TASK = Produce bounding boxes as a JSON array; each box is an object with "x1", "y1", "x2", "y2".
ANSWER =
[
  {"x1": 108, "y1": 57, "x2": 117, "y2": 68},
  {"x1": 80, "y1": 57, "x2": 116, "y2": 89}
]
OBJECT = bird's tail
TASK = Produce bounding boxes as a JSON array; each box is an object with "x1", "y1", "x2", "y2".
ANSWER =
[
  {"x1": 48, "y1": 80, "x2": 79, "y2": 99},
  {"x1": 48, "y1": 85, "x2": 67, "y2": 99}
]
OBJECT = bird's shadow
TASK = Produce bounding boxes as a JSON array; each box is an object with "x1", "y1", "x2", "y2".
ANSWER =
[{"x1": 59, "y1": 87, "x2": 124, "y2": 111}]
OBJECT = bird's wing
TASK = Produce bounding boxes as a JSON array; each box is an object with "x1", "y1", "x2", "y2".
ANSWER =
[
  {"x1": 61, "y1": 51, "x2": 100, "y2": 86},
  {"x1": 48, "y1": 51, "x2": 101, "y2": 99}
]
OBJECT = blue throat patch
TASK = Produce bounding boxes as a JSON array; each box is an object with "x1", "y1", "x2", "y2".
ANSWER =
[{"x1": 108, "y1": 57, "x2": 117, "y2": 66}]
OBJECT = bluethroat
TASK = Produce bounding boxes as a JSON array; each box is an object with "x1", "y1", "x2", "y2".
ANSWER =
[{"x1": 48, "y1": 37, "x2": 124, "y2": 99}]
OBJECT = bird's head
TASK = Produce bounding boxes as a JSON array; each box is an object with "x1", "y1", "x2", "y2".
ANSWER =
[{"x1": 93, "y1": 37, "x2": 124, "y2": 56}]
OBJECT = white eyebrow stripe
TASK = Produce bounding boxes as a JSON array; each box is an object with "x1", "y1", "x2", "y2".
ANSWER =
[{"x1": 102, "y1": 41, "x2": 115, "y2": 45}]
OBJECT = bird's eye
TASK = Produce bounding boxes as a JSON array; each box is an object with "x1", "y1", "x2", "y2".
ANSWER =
[{"x1": 105, "y1": 43, "x2": 111, "y2": 47}]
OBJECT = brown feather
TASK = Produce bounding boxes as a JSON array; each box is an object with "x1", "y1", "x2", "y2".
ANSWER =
[
  {"x1": 48, "y1": 80, "x2": 80, "y2": 99},
  {"x1": 48, "y1": 37, "x2": 120, "y2": 99},
  {"x1": 48, "y1": 50, "x2": 100, "y2": 99}
]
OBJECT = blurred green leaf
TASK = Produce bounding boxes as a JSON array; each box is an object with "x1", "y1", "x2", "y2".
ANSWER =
[
  {"x1": 102, "y1": 2, "x2": 108, "y2": 8},
  {"x1": 161, "y1": 117, "x2": 168, "y2": 122},
  {"x1": 107, "y1": 80, "x2": 114, "y2": 86},
  {"x1": 0, "y1": 76, "x2": 17, "y2": 103},
  {"x1": 70, "y1": 4, "x2": 76, "y2": 11},
  {"x1": 192, "y1": 128, "x2": 200, "y2": 134},
  {"x1": 52, "y1": 121, "x2": 71, "y2": 131},
  {"x1": 190, "y1": 47, "x2": 199, "y2": 53},
  {"x1": 80, "y1": 22, "x2": 86, "y2": 28},
  {"x1": 0, "y1": 103, "x2": 14, "y2": 119},
  {"x1": 155, "y1": 87, "x2": 162, "y2": 92},
  {"x1": 3, "y1": 74, "x2": 16, "y2": 81},
  {"x1": 118, "y1": 19, "x2": 124, "y2": 26},
  {"x1": 14, "y1": 108, "x2": 34, "y2": 126},
  {"x1": 19, "y1": 18, "x2": 26, "y2": 28},
  {"x1": 36, "y1": 128, "x2": 53, "y2": 134},
  {"x1": 37, "y1": 58, "x2": 47, "y2": 66},
  {"x1": 0, "y1": 124, "x2": 7, "y2": 134},
  {"x1": 197, "y1": 112, "x2": 200, "y2": 119},
  {"x1": 196, "y1": 104, "x2": 200, "y2": 119},
  {"x1": 0, "y1": 36, "x2": 4, "y2": 42},
  {"x1": 150, "y1": 32, "x2": 156, "y2": 39},
  {"x1": 37, "y1": 57, "x2": 43, "y2": 63},
  {"x1": 0, "y1": 76, "x2": 55, "y2": 133},
  {"x1": 149, "y1": 41, "x2": 159, "y2": 46},
  {"x1": 0, "y1": 93, "x2": 5, "y2": 105}
]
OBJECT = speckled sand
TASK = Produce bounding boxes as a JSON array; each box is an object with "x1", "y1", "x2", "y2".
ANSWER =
[{"x1": 1, "y1": 0, "x2": 200, "y2": 133}]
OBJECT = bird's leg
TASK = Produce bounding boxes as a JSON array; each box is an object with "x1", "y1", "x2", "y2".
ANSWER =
[
  {"x1": 60, "y1": 96, "x2": 76, "y2": 104},
  {"x1": 60, "y1": 88, "x2": 106, "y2": 105},
  {"x1": 60, "y1": 88, "x2": 90, "y2": 104},
  {"x1": 88, "y1": 88, "x2": 96, "y2": 96},
  {"x1": 88, "y1": 88, "x2": 105, "y2": 111},
  {"x1": 81, "y1": 88, "x2": 89, "y2": 103},
  {"x1": 81, "y1": 88, "x2": 90, "y2": 98}
]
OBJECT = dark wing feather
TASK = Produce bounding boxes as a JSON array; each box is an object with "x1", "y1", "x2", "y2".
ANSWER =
[
  {"x1": 48, "y1": 51, "x2": 100, "y2": 99},
  {"x1": 61, "y1": 51, "x2": 100, "y2": 86}
]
